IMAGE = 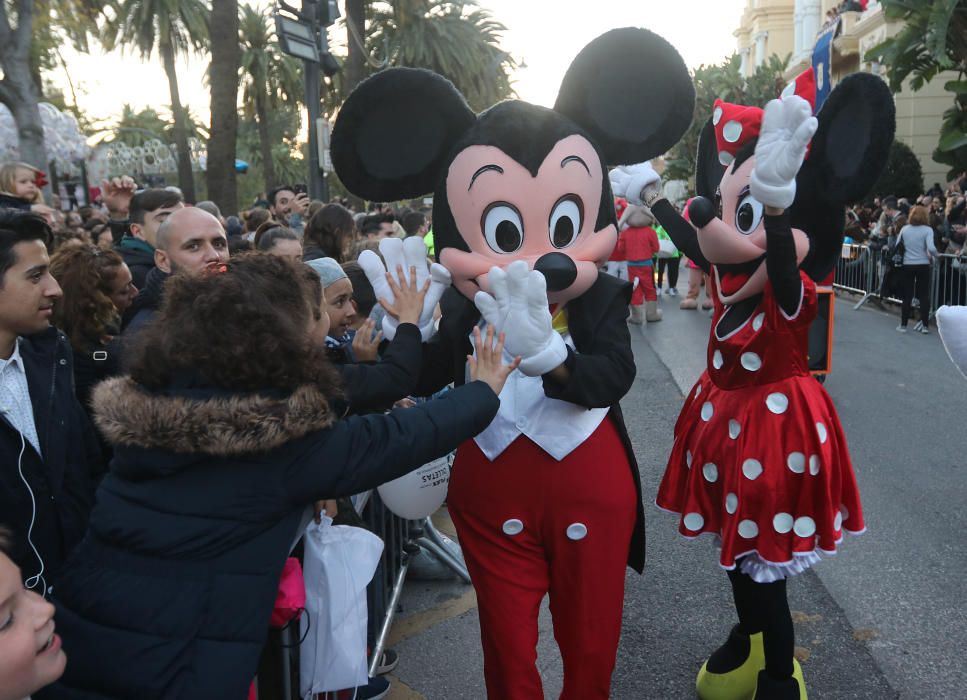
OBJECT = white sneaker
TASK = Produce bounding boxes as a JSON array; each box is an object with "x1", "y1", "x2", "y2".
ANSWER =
[
  {"x1": 669, "y1": 288, "x2": 678, "y2": 296},
  {"x1": 896, "y1": 325, "x2": 907, "y2": 333}
]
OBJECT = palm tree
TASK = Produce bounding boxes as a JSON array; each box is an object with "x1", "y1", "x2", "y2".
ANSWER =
[
  {"x1": 207, "y1": 0, "x2": 240, "y2": 215},
  {"x1": 103, "y1": 0, "x2": 209, "y2": 202},
  {"x1": 366, "y1": 0, "x2": 515, "y2": 112},
  {"x1": 239, "y1": 4, "x2": 303, "y2": 194}
]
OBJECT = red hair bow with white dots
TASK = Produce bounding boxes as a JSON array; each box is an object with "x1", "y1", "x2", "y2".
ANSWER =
[{"x1": 712, "y1": 68, "x2": 817, "y2": 168}]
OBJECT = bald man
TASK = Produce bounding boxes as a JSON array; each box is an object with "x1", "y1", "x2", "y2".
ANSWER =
[{"x1": 123, "y1": 208, "x2": 229, "y2": 336}]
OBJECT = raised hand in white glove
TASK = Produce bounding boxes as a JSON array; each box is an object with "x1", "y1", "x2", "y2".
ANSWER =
[
  {"x1": 358, "y1": 237, "x2": 451, "y2": 341},
  {"x1": 473, "y1": 260, "x2": 568, "y2": 377},
  {"x1": 750, "y1": 95, "x2": 818, "y2": 210},
  {"x1": 608, "y1": 161, "x2": 662, "y2": 206}
]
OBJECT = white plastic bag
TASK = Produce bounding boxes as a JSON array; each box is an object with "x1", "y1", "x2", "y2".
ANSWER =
[{"x1": 299, "y1": 517, "x2": 384, "y2": 696}]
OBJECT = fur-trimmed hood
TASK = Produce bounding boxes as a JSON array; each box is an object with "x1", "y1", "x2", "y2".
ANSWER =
[{"x1": 92, "y1": 376, "x2": 336, "y2": 459}]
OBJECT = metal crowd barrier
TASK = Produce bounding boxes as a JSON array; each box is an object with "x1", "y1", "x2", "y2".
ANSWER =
[{"x1": 833, "y1": 244, "x2": 967, "y2": 318}]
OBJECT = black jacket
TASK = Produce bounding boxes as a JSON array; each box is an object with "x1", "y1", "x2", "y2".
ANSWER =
[
  {"x1": 0, "y1": 193, "x2": 32, "y2": 211},
  {"x1": 414, "y1": 272, "x2": 647, "y2": 573},
  {"x1": 334, "y1": 322, "x2": 423, "y2": 413},
  {"x1": 0, "y1": 329, "x2": 100, "y2": 587},
  {"x1": 121, "y1": 266, "x2": 167, "y2": 334},
  {"x1": 42, "y1": 374, "x2": 499, "y2": 699}
]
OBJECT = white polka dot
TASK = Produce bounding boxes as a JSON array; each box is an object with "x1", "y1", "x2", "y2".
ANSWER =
[
  {"x1": 703, "y1": 463, "x2": 718, "y2": 483},
  {"x1": 695, "y1": 384, "x2": 702, "y2": 398},
  {"x1": 833, "y1": 510, "x2": 843, "y2": 531},
  {"x1": 752, "y1": 312, "x2": 765, "y2": 331},
  {"x1": 728, "y1": 420, "x2": 741, "y2": 440},
  {"x1": 786, "y1": 452, "x2": 806, "y2": 474},
  {"x1": 566, "y1": 523, "x2": 588, "y2": 541},
  {"x1": 683, "y1": 512, "x2": 705, "y2": 531},
  {"x1": 713, "y1": 350, "x2": 724, "y2": 369},
  {"x1": 809, "y1": 454, "x2": 821, "y2": 475},
  {"x1": 686, "y1": 450, "x2": 693, "y2": 468},
  {"x1": 738, "y1": 519, "x2": 759, "y2": 538},
  {"x1": 718, "y1": 150, "x2": 734, "y2": 166},
  {"x1": 722, "y1": 120, "x2": 744, "y2": 143},
  {"x1": 726, "y1": 493, "x2": 738, "y2": 514},
  {"x1": 816, "y1": 422, "x2": 828, "y2": 444},
  {"x1": 766, "y1": 392, "x2": 789, "y2": 414},
  {"x1": 773, "y1": 512, "x2": 794, "y2": 534},
  {"x1": 502, "y1": 519, "x2": 523, "y2": 536},
  {"x1": 781, "y1": 80, "x2": 797, "y2": 98},
  {"x1": 794, "y1": 516, "x2": 816, "y2": 538},
  {"x1": 713, "y1": 105, "x2": 723, "y2": 125},
  {"x1": 701, "y1": 401, "x2": 714, "y2": 422},
  {"x1": 740, "y1": 352, "x2": 762, "y2": 371},
  {"x1": 742, "y1": 458, "x2": 763, "y2": 480}
]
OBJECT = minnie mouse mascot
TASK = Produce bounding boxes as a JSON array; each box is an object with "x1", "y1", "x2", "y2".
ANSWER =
[
  {"x1": 612, "y1": 70, "x2": 895, "y2": 699},
  {"x1": 332, "y1": 28, "x2": 694, "y2": 699}
]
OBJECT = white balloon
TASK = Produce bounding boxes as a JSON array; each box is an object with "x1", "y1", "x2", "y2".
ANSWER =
[{"x1": 376, "y1": 454, "x2": 452, "y2": 520}]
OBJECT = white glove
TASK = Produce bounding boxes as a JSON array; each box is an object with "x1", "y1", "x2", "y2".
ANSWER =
[
  {"x1": 609, "y1": 162, "x2": 662, "y2": 206},
  {"x1": 358, "y1": 237, "x2": 451, "y2": 341},
  {"x1": 938, "y1": 305, "x2": 967, "y2": 380},
  {"x1": 750, "y1": 95, "x2": 818, "y2": 210},
  {"x1": 473, "y1": 260, "x2": 568, "y2": 377}
]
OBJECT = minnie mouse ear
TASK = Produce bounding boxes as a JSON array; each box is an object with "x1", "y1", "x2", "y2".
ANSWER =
[
  {"x1": 694, "y1": 119, "x2": 724, "y2": 199},
  {"x1": 331, "y1": 68, "x2": 476, "y2": 202},
  {"x1": 554, "y1": 27, "x2": 695, "y2": 165}
]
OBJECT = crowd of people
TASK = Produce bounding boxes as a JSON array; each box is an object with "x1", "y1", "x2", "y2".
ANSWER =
[
  {"x1": 837, "y1": 173, "x2": 967, "y2": 333},
  {"x1": 0, "y1": 159, "x2": 503, "y2": 700}
]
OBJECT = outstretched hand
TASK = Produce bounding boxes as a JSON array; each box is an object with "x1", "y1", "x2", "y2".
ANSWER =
[
  {"x1": 468, "y1": 325, "x2": 521, "y2": 396},
  {"x1": 379, "y1": 263, "x2": 430, "y2": 326},
  {"x1": 609, "y1": 161, "x2": 662, "y2": 206},
  {"x1": 351, "y1": 318, "x2": 383, "y2": 362}
]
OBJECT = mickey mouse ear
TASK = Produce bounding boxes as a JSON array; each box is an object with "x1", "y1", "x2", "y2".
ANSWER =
[
  {"x1": 331, "y1": 68, "x2": 476, "y2": 202},
  {"x1": 554, "y1": 27, "x2": 695, "y2": 165}
]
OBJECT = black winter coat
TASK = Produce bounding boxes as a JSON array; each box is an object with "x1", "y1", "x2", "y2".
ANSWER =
[
  {"x1": 335, "y1": 322, "x2": 423, "y2": 413},
  {"x1": 121, "y1": 266, "x2": 167, "y2": 334},
  {"x1": 0, "y1": 329, "x2": 100, "y2": 587},
  {"x1": 41, "y1": 373, "x2": 499, "y2": 699},
  {"x1": 414, "y1": 272, "x2": 646, "y2": 572},
  {"x1": 0, "y1": 193, "x2": 32, "y2": 211}
]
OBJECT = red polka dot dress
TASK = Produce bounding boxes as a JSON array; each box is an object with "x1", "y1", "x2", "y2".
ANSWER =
[{"x1": 656, "y1": 270, "x2": 865, "y2": 582}]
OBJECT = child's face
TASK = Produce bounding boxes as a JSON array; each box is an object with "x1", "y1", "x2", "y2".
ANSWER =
[
  {"x1": 13, "y1": 169, "x2": 38, "y2": 201},
  {"x1": 0, "y1": 553, "x2": 65, "y2": 700},
  {"x1": 324, "y1": 277, "x2": 356, "y2": 338}
]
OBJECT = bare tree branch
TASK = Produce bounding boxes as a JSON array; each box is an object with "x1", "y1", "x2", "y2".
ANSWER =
[
  {"x1": 14, "y1": 0, "x2": 34, "y2": 56},
  {"x1": 0, "y1": 3, "x2": 12, "y2": 46},
  {"x1": 0, "y1": 79, "x2": 15, "y2": 107}
]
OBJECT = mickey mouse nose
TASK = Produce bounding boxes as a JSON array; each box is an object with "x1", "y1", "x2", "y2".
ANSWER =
[
  {"x1": 687, "y1": 196, "x2": 716, "y2": 228},
  {"x1": 534, "y1": 253, "x2": 577, "y2": 292}
]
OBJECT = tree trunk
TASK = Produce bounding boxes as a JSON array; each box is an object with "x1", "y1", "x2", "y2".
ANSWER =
[
  {"x1": 206, "y1": 0, "x2": 240, "y2": 215},
  {"x1": 0, "y1": 1, "x2": 48, "y2": 174},
  {"x1": 345, "y1": 0, "x2": 367, "y2": 94},
  {"x1": 160, "y1": 39, "x2": 197, "y2": 202},
  {"x1": 254, "y1": 88, "x2": 276, "y2": 194}
]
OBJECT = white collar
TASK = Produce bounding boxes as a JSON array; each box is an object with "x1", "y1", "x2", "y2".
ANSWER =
[{"x1": 0, "y1": 337, "x2": 24, "y2": 372}]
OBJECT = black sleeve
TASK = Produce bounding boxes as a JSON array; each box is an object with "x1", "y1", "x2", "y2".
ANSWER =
[
  {"x1": 413, "y1": 289, "x2": 478, "y2": 397},
  {"x1": 651, "y1": 198, "x2": 710, "y2": 272},
  {"x1": 337, "y1": 322, "x2": 423, "y2": 412},
  {"x1": 764, "y1": 212, "x2": 803, "y2": 316},
  {"x1": 109, "y1": 219, "x2": 130, "y2": 245},
  {"x1": 283, "y1": 380, "x2": 500, "y2": 501},
  {"x1": 540, "y1": 286, "x2": 636, "y2": 409}
]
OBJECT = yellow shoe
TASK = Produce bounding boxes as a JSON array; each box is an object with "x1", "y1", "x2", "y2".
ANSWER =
[
  {"x1": 750, "y1": 661, "x2": 807, "y2": 699},
  {"x1": 695, "y1": 630, "x2": 765, "y2": 700}
]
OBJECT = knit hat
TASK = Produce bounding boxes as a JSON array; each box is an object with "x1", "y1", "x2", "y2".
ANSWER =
[{"x1": 305, "y1": 257, "x2": 348, "y2": 288}]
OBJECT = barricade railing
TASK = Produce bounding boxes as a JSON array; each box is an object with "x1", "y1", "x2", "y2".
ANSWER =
[{"x1": 930, "y1": 253, "x2": 967, "y2": 319}]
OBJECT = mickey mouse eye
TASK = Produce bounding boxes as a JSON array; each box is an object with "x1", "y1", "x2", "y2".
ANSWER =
[
  {"x1": 734, "y1": 194, "x2": 764, "y2": 235},
  {"x1": 482, "y1": 203, "x2": 524, "y2": 254},
  {"x1": 549, "y1": 195, "x2": 583, "y2": 248}
]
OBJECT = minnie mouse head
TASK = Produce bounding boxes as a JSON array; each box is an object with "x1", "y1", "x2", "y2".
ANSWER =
[
  {"x1": 686, "y1": 70, "x2": 895, "y2": 305},
  {"x1": 331, "y1": 27, "x2": 695, "y2": 304}
]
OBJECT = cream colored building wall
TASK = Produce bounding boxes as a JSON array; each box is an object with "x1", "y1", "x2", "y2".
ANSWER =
[{"x1": 734, "y1": 0, "x2": 795, "y2": 77}]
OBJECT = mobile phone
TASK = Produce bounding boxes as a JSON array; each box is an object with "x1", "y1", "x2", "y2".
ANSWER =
[{"x1": 293, "y1": 183, "x2": 308, "y2": 196}]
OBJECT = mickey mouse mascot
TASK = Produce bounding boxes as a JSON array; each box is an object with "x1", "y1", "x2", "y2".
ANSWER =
[
  {"x1": 612, "y1": 70, "x2": 894, "y2": 699},
  {"x1": 332, "y1": 28, "x2": 694, "y2": 700}
]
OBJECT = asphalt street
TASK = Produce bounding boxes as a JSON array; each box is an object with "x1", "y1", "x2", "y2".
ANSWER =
[{"x1": 386, "y1": 282, "x2": 966, "y2": 699}]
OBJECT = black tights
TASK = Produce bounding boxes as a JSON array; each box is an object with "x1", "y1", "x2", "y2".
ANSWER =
[
  {"x1": 728, "y1": 567, "x2": 795, "y2": 679},
  {"x1": 656, "y1": 256, "x2": 680, "y2": 288}
]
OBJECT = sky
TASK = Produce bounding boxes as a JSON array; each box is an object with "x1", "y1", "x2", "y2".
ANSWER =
[{"x1": 52, "y1": 0, "x2": 748, "y2": 138}]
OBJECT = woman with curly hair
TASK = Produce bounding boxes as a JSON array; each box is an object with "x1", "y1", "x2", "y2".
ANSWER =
[
  {"x1": 49, "y1": 245, "x2": 138, "y2": 411},
  {"x1": 40, "y1": 253, "x2": 516, "y2": 700}
]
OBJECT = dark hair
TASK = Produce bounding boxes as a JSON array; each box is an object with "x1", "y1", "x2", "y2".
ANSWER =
[
  {"x1": 127, "y1": 253, "x2": 342, "y2": 395},
  {"x1": 129, "y1": 188, "x2": 184, "y2": 225},
  {"x1": 228, "y1": 238, "x2": 254, "y2": 256},
  {"x1": 360, "y1": 214, "x2": 391, "y2": 237},
  {"x1": 49, "y1": 245, "x2": 125, "y2": 351},
  {"x1": 257, "y1": 226, "x2": 300, "y2": 252},
  {"x1": 341, "y1": 261, "x2": 376, "y2": 317},
  {"x1": 0, "y1": 210, "x2": 51, "y2": 287},
  {"x1": 243, "y1": 207, "x2": 272, "y2": 234},
  {"x1": 304, "y1": 203, "x2": 354, "y2": 260},
  {"x1": 268, "y1": 185, "x2": 294, "y2": 208},
  {"x1": 401, "y1": 210, "x2": 426, "y2": 237}
]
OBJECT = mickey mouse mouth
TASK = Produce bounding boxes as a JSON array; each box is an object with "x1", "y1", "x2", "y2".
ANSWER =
[{"x1": 717, "y1": 255, "x2": 766, "y2": 297}]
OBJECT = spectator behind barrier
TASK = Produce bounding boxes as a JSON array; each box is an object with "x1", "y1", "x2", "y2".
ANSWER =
[
  {"x1": 115, "y1": 187, "x2": 184, "y2": 290},
  {"x1": 303, "y1": 203, "x2": 355, "y2": 262},
  {"x1": 0, "y1": 210, "x2": 100, "y2": 592},
  {"x1": 256, "y1": 226, "x2": 303, "y2": 261},
  {"x1": 42, "y1": 253, "x2": 511, "y2": 699}
]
